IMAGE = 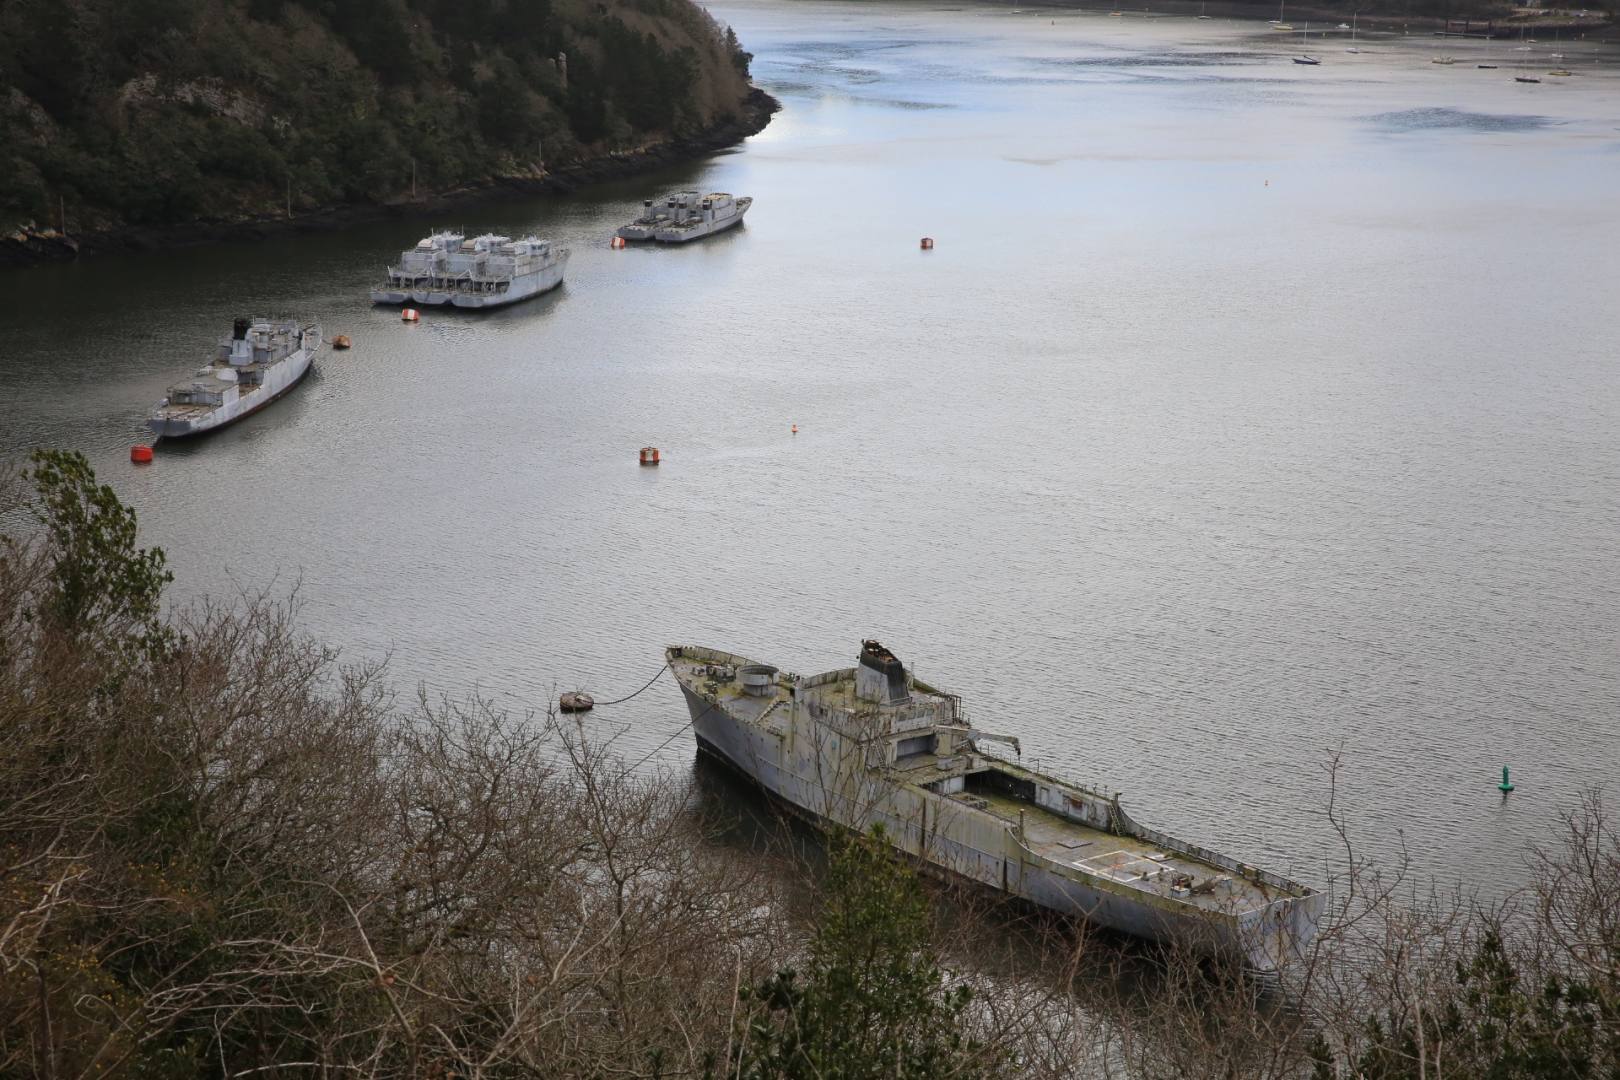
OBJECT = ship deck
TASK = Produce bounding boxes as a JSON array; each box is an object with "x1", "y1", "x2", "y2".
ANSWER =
[
  {"x1": 669, "y1": 646, "x2": 1296, "y2": 916},
  {"x1": 942, "y1": 787, "x2": 1281, "y2": 914}
]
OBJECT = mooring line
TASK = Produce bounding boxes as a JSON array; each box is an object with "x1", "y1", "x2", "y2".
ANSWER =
[{"x1": 589, "y1": 662, "x2": 670, "y2": 706}]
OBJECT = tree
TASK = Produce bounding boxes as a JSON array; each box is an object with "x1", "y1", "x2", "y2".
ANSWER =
[
  {"x1": 728, "y1": 826, "x2": 994, "y2": 1080},
  {"x1": 23, "y1": 449, "x2": 172, "y2": 659}
]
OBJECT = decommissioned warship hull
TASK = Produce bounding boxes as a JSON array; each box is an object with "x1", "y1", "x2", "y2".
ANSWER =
[
  {"x1": 369, "y1": 233, "x2": 567, "y2": 309},
  {"x1": 652, "y1": 198, "x2": 750, "y2": 243},
  {"x1": 149, "y1": 319, "x2": 320, "y2": 439},
  {"x1": 449, "y1": 255, "x2": 569, "y2": 309},
  {"x1": 668, "y1": 642, "x2": 1323, "y2": 974}
]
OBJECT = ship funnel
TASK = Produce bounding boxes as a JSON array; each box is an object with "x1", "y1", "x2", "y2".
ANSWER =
[
  {"x1": 232, "y1": 318, "x2": 250, "y2": 340},
  {"x1": 856, "y1": 640, "x2": 910, "y2": 706}
]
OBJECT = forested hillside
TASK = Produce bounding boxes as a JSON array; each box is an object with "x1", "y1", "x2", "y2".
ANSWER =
[{"x1": 0, "y1": 0, "x2": 760, "y2": 236}]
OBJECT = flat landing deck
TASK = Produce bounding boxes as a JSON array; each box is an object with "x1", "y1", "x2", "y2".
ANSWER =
[{"x1": 945, "y1": 789, "x2": 1279, "y2": 915}]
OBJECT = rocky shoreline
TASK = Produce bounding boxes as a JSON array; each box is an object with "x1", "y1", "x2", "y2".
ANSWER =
[{"x1": 1, "y1": 87, "x2": 780, "y2": 269}]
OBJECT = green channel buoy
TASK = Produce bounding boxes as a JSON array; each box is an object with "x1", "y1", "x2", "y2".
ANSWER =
[{"x1": 1498, "y1": 766, "x2": 1515, "y2": 794}]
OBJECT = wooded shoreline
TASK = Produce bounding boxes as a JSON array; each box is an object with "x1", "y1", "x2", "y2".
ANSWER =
[{"x1": 1, "y1": 88, "x2": 779, "y2": 269}]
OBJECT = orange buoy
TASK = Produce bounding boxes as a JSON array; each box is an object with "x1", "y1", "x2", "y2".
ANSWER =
[
  {"x1": 791, "y1": 423, "x2": 798, "y2": 434},
  {"x1": 402, "y1": 308, "x2": 420, "y2": 322},
  {"x1": 332, "y1": 334, "x2": 352, "y2": 350},
  {"x1": 920, "y1": 237, "x2": 935, "y2": 250},
  {"x1": 611, "y1": 235, "x2": 627, "y2": 249},
  {"x1": 639, "y1": 446, "x2": 661, "y2": 466},
  {"x1": 130, "y1": 445, "x2": 154, "y2": 464}
]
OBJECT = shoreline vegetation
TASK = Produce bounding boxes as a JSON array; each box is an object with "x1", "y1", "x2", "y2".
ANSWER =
[
  {"x1": 4, "y1": 451, "x2": 1619, "y2": 1078},
  {"x1": 0, "y1": 0, "x2": 778, "y2": 268}
]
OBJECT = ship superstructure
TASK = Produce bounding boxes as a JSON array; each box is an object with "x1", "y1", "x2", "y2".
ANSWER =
[
  {"x1": 668, "y1": 640, "x2": 1323, "y2": 973},
  {"x1": 370, "y1": 231, "x2": 568, "y2": 309},
  {"x1": 615, "y1": 193, "x2": 691, "y2": 240},
  {"x1": 370, "y1": 230, "x2": 463, "y2": 305},
  {"x1": 617, "y1": 192, "x2": 751, "y2": 243},
  {"x1": 148, "y1": 317, "x2": 321, "y2": 438}
]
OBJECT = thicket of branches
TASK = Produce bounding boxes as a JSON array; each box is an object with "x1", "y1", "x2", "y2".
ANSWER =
[{"x1": 1, "y1": 450, "x2": 1616, "y2": 1079}]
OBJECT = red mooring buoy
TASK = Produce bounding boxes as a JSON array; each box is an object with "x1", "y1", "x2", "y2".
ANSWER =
[
  {"x1": 611, "y1": 236, "x2": 627, "y2": 249},
  {"x1": 131, "y1": 445, "x2": 154, "y2": 464},
  {"x1": 639, "y1": 446, "x2": 661, "y2": 466},
  {"x1": 402, "y1": 308, "x2": 420, "y2": 322},
  {"x1": 920, "y1": 237, "x2": 935, "y2": 250}
]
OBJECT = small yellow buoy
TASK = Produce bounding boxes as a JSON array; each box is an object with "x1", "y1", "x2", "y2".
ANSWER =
[{"x1": 332, "y1": 334, "x2": 352, "y2": 350}]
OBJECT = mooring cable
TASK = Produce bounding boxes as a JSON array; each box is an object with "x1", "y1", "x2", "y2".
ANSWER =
[{"x1": 587, "y1": 662, "x2": 670, "y2": 706}]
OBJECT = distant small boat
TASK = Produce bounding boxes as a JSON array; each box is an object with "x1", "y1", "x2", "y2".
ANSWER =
[
  {"x1": 1336, "y1": 21, "x2": 1350, "y2": 29},
  {"x1": 1293, "y1": 54, "x2": 1320, "y2": 64},
  {"x1": 1547, "y1": 68, "x2": 1573, "y2": 76},
  {"x1": 1516, "y1": 75, "x2": 1541, "y2": 83},
  {"x1": 1432, "y1": 55, "x2": 1455, "y2": 64},
  {"x1": 1478, "y1": 63, "x2": 1498, "y2": 68},
  {"x1": 1273, "y1": 22, "x2": 1294, "y2": 30}
]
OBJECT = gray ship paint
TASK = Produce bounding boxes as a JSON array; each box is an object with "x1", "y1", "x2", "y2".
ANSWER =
[
  {"x1": 669, "y1": 641, "x2": 1323, "y2": 973},
  {"x1": 148, "y1": 318, "x2": 320, "y2": 438}
]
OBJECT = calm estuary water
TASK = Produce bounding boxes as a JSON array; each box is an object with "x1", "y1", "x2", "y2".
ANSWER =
[{"x1": 2, "y1": 0, "x2": 1617, "y2": 893}]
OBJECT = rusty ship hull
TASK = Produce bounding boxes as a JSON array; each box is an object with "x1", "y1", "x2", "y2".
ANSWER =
[{"x1": 668, "y1": 641, "x2": 1323, "y2": 974}]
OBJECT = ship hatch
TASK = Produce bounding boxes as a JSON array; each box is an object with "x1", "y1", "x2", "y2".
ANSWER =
[{"x1": 896, "y1": 733, "x2": 935, "y2": 759}]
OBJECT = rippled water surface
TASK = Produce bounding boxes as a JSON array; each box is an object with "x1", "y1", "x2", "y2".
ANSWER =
[{"x1": 3, "y1": 0, "x2": 1618, "y2": 892}]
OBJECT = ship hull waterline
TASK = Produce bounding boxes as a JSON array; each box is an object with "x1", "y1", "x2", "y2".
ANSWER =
[
  {"x1": 148, "y1": 348, "x2": 316, "y2": 440},
  {"x1": 671, "y1": 651, "x2": 1323, "y2": 976},
  {"x1": 651, "y1": 209, "x2": 749, "y2": 244}
]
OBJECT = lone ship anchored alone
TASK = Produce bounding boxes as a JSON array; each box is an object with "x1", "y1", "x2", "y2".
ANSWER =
[
  {"x1": 148, "y1": 317, "x2": 321, "y2": 439},
  {"x1": 617, "y1": 192, "x2": 751, "y2": 243},
  {"x1": 370, "y1": 231, "x2": 568, "y2": 308},
  {"x1": 668, "y1": 640, "x2": 1324, "y2": 974}
]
